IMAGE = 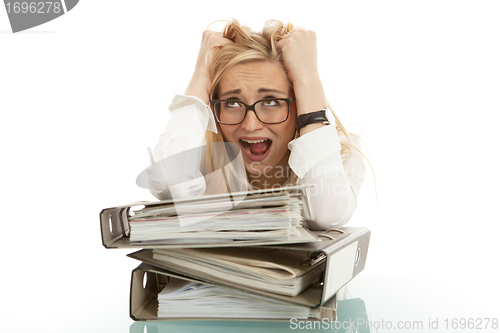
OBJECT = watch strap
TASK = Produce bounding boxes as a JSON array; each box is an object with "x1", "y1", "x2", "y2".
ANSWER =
[{"x1": 296, "y1": 109, "x2": 330, "y2": 132}]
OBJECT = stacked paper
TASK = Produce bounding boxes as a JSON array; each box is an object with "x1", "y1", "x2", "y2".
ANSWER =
[
  {"x1": 128, "y1": 190, "x2": 304, "y2": 244},
  {"x1": 157, "y1": 279, "x2": 314, "y2": 319},
  {"x1": 151, "y1": 247, "x2": 326, "y2": 296},
  {"x1": 100, "y1": 186, "x2": 371, "y2": 321}
]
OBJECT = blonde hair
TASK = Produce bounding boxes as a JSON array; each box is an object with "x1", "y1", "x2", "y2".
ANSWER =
[{"x1": 200, "y1": 19, "x2": 365, "y2": 193}]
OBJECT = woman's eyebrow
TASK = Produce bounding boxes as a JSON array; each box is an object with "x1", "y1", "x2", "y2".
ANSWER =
[
  {"x1": 257, "y1": 88, "x2": 286, "y2": 94},
  {"x1": 219, "y1": 89, "x2": 241, "y2": 98},
  {"x1": 219, "y1": 88, "x2": 287, "y2": 98}
]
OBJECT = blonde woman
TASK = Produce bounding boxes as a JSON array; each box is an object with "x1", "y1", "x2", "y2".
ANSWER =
[{"x1": 148, "y1": 20, "x2": 366, "y2": 231}]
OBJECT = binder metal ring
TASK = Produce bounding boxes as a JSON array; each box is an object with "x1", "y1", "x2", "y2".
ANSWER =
[
  {"x1": 325, "y1": 228, "x2": 346, "y2": 234},
  {"x1": 318, "y1": 234, "x2": 336, "y2": 241}
]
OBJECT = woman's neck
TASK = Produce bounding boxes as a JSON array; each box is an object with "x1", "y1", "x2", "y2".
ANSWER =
[{"x1": 247, "y1": 153, "x2": 291, "y2": 189}]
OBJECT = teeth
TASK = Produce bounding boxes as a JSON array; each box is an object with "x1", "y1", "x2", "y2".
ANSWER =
[{"x1": 241, "y1": 139, "x2": 267, "y2": 143}]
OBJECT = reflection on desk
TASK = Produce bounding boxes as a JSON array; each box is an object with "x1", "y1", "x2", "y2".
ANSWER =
[{"x1": 129, "y1": 298, "x2": 369, "y2": 333}]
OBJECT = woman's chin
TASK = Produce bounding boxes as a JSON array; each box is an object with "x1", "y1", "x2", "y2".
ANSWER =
[
  {"x1": 244, "y1": 162, "x2": 272, "y2": 176},
  {"x1": 244, "y1": 162, "x2": 263, "y2": 176}
]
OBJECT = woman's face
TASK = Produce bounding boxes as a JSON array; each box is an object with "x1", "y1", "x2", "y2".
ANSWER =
[{"x1": 217, "y1": 61, "x2": 296, "y2": 178}]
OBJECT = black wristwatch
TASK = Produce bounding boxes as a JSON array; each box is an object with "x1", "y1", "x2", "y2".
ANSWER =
[{"x1": 296, "y1": 109, "x2": 330, "y2": 133}]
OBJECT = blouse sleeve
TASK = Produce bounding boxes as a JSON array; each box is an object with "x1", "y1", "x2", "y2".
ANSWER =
[
  {"x1": 287, "y1": 114, "x2": 365, "y2": 230},
  {"x1": 148, "y1": 95, "x2": 217, "y2": 200}
]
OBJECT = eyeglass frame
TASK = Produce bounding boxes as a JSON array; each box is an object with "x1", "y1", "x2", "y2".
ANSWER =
[{"x1": 209, "y1": 97, "x2": 294, "y2": 125}]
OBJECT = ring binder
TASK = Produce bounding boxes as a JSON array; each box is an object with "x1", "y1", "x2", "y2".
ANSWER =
[
  {"x1": 128, "y1": 227, "x2": 370, "y2": 308},
  {"x1": 130, "y1": 263, "x2": 338, "y2": 321},
  {"x1": 100, "y1": 187, "x2": 370, "y2": 323},
  {"x1": 100, "y1": 185, "x2": 320, "y2": 249}
]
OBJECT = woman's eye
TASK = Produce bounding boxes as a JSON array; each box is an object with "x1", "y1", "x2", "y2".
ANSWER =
[
  {"x1": 262, "y1": 99, "x2": 280, "y2": 107},
  {"x1": 225, "y1": 101, "x2": 242, "y2": 108}
]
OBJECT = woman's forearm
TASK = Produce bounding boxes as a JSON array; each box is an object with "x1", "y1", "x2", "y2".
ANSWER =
[
  {"x1": 184, "y1": 70, "x2": 212, "y2": 104},
  {"x1": 293, "y1": 74, "x2": 329, "y2": 136}
]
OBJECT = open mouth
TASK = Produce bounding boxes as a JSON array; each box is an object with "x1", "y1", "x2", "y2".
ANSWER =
[{"x1": 239, "y1": 138, "x2": 272, "y2": 157}]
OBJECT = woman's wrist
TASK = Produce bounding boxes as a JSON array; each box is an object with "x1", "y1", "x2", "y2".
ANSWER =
[
  {"x1": 293, "y1": 73, "x2": 327, "y2": 116},
  {"x1": 292, "y1": 72, "x2": 329, "y2": 136}
]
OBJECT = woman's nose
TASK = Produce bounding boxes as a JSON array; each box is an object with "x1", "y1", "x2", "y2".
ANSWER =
[{"x1": 240, "y1": 110, "x2": 264, "y2": 132}]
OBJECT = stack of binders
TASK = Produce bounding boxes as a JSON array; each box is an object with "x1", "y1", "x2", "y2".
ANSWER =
[{"x1": 100, "y1": 185, "x2": 370, "y2": 322}]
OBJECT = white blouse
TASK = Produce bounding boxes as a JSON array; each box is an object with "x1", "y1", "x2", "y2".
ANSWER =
[{"x1": 148, "y1": 95, "x2": 366, "y2": 230}]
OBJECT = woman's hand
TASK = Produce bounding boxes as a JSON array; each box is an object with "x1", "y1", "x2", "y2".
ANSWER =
[
  {"x1": 185, "y1": 31, "x2": 233, "y2": 104},
  {"x1": 277, "y1": 30, "x2": 328, "y2": 127},
  {"x1": 277, "y1": 30, "x2": 320, "y2": 86}
]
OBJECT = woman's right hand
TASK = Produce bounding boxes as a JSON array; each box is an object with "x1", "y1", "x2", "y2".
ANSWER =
[{"x1": 185, "y1": 31, "x2": 233, "y2": 104}]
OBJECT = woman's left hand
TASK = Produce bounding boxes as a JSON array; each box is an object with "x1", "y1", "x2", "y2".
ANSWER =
[
  {"x1": 276, "y1": 30, "x2": 327, "y2": 122},
  {"x1": 276, "y1": 30, "x2": 320, "y2": 86}
]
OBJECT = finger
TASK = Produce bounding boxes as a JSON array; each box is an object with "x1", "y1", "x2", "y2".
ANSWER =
[
  {"x1": 275, "y1": 38, "x2": 288, "y2": 51},
  {"x1": 279, "y1": 32, "x2": 293, "y2": 40},
  {"x1": 206, "y1": 31, "x2": 233, "y2": 47},
  {"x1": 220, "y1": 38, "x2": 234, "y2": 45}
]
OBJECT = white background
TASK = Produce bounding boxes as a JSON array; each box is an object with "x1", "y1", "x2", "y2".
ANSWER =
[{"x1": 1, "y1": 1, "x2": 499, "y2": 332}]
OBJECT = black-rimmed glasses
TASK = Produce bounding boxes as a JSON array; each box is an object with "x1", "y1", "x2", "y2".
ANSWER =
[{"x1": 210, "y1": 98, "x2": 293, "y2": 125}]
